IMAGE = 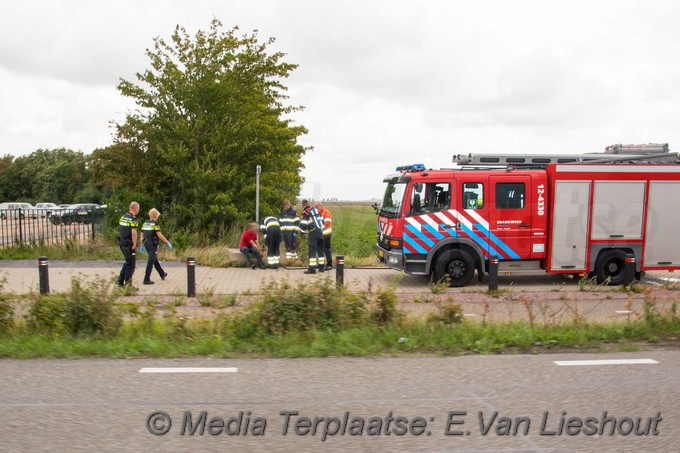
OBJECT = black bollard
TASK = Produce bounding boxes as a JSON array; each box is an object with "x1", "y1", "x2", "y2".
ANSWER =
[
  {"x1": 38, "y1": 256, "x2": 50, "y2": 294},
  {"x1": 187, "y1": 256, "x2": 196, "y2": 297},
  {"x1": 336, "y1": 255, "x2": 344, "y2": 287},
  {"x1": 623, "y1": 254, "x2": 636, "y2": 286},
  {"x1": 488, "y1": 255, "x2": 499, "y2": 291}
]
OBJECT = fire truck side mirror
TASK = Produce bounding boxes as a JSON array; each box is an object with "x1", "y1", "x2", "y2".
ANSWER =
[{"x1": 371, "y1": 202, "x2": 380, "y2": 214}]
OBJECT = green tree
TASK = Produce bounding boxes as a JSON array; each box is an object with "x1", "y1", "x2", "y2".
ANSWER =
[
  {"x1": 0, "y1": 155, "x2": 24, "y2": 201},
  {"x1": 115, "y1": 19, "x2": 309, "y2": 239},
  {"x1": 88, "y1": 142, "x2": 149, "y2": 198},
  {"x1": 28, "y1": 149, "x2": 91, "y2": 202},
  {"x1": 0, "y1": 149, "x2": 96, "y2": 204}
]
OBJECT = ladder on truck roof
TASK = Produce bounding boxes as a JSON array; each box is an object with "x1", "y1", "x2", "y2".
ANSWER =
[{"x1": 452, "y1": 143, "x2": 679, "y2": 168}]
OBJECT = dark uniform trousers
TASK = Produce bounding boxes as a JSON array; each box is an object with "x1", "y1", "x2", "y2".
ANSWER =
[
  {"x1": 282, "y1": 231, "x2": 298, "y2": 257},
  {"x1": 265, "y1": 228, "x2": 282, "y2": 268},
  {"x1": 308, "y1": 228, "x2": 325, "y2": 271},
  {"x1": 144, "y1": 247, "x2": 165, "y2": 281},
  {"x1": 323, "y1": 234, "x2": 332, "y2": 268},
  {"x1": 118, "y1": 245, "x2": 136, "y2": 286}
]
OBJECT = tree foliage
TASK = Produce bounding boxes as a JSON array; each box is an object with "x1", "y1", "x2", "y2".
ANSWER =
[
  {"x1": 0, "y1": 149, "x2": 95, "y2": 203},
  {"x1": 114, "y1": 19, "x2": 308, "y2": 239}
]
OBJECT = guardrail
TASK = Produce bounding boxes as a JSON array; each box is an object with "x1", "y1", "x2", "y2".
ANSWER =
[{"x1": 0, "y1": 208, "x2": 105, "y2": 248}]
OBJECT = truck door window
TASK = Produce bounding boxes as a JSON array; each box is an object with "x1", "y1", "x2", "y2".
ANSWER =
[
  {"x1": 496, "y1": 183, "x2": 525, "y2": 209},
  {"x1": 462, "y1": 183, "x2": 484, "y2": 209},
  {"x1": 409, "y1": 182, "x2": 451, "y2": 215}
]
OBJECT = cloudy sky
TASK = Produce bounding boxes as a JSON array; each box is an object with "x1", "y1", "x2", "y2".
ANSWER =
[{"x1": 1, "y1": 0, "x2": 679, "y2": 200}]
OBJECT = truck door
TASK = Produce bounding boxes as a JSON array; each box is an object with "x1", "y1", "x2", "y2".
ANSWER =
[
  {"x1": 403, "y1": 181, "x2": 453, "y2": 257},
  {"x1": 488, "y1": 175, "x2": 532, "y2": 260},
  {"x1": 452, "y1": 177, "x2": 493, "y2": 259}
]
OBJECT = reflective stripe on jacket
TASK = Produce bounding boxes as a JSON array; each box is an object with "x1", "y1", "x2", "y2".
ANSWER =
[
  {"x1": 260, "y1": 216, "x2": 281, "y2": 238},
  {"x1": 280, "y1": 207, "x2": 300, "y2": 232}
]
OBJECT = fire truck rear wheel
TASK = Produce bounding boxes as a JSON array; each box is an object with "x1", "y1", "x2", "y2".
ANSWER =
[
  {"x1": 595, "y1": 249, "x2": 627, "y2": 285},
  {"x1": 434, "y1": 249, "x2": 475, "y2": 287}
]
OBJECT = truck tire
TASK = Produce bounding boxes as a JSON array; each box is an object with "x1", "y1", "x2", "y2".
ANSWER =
[
  {"x1": 434, "y1": 249, "x2": 475, "y2": 287},
  {"x1": 595, "y1": 249, "x2": 627, "y2": 285}
]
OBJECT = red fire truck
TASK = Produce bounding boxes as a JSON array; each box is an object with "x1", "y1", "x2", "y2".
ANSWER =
[{"x1": 376, "y1": 144, "x2": 680, "y2": 286}]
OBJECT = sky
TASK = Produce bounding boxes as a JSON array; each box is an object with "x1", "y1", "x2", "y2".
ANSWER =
[{"x1": 1, "y1": 0, "x2": 679, "y2": 201}]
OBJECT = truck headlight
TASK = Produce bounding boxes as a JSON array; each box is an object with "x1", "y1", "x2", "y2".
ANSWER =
[{"x1": 388, "y1": 256, "x2": 399, "y2": 265}]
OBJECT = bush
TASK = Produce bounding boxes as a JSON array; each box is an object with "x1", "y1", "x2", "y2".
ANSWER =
[
  {"x1": 27, "y1": 278, "x2": 122, "y2": 337},
  {"x1": 27, "y1": 295, "x2": 67, "y2": 336},
  {"x1": 370, "y1": 286, "x2": 401, "y2": 326},
  {"x1": 233, "y1": 279, "x2": 369, "y2": 337},
  {"x1": 429, "y1": 303, "x2": 464, "y2": 325},
  {"x1": 0, "y1": 296, "x2": 14, "y2": 335},
  {"x1": 63, "y1": 279, "x2": 122, "y2": 337}
]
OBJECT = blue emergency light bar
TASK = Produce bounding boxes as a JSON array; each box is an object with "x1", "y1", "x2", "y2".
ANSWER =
[{"x1": 395, "y1": 163, "x2": 426, "y2": 172}]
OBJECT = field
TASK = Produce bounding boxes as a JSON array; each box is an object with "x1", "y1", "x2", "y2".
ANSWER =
[{"x1": 318, "y1": 203, "x2": 377, "y2": 265}]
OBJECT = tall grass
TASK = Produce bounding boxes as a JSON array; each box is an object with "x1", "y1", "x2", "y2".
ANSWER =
[
  {"x1": 1, "y1": 277, "x2": 679, "y2": 358},
  {"x1": 0, "y1": 238, "x2": 120, "y2": 260}
]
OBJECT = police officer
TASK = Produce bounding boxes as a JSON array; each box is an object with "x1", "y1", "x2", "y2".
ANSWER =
[
  {"x1": 261, "y1": 215, "x2": 282, "y2": 269},
  {"x1": 299, "y1": 199, "x2": 325, "y2": 274},
  {"x1": 141, "y1": 208, "x2": 172, "y2": 285},
  {"x1": 280, "y1": 199, "x2": 300, "y2": 260},
  {"x1": 117, "y1": 201, "x2": 139, "y2": 289}
]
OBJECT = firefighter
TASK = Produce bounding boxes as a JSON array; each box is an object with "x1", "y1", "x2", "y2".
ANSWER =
[
  {"x1": 117, "y1": 201, "x2": 139, "y2": 290},
  {"x1": 315, "y1": 201, "x2": 333, "y2": 271},
  {"x1": 140, "y1": 208, "x2": 172, "y2": 285},
  {"x1": 260, "y1": 215, "x2": 282, "y2": 269},
  {"x1": 280, "y1": 199, "x2": 300, "y2": 260},
  {"x1": 299, "y1": 199, "x2": 325, "y2": 274}
]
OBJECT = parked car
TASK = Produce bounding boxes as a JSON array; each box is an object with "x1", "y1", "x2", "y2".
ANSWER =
[
  {"x1": 35, "y1": 202, "x2": 62, "y2": 218},
  {"x1": 0, "y1": 202, "x2": 35, "y2": 220},
  {"x1": 49, "y1": 203, "x2": 102, "y2": 225}
]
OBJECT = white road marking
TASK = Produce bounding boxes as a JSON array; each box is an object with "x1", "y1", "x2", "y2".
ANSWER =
[
  {"x1": 139, "y1": 367, "x2": 238, "y2": 373},
  {"x1": 553, "y1": 359, "x2": 658, "y2": 366},
  {"x1": 463, "y1": 314, "x2": 477, "y2": 317},
  {"x1": 615, "y1": 310, "x2": 633, "y2": 314}
]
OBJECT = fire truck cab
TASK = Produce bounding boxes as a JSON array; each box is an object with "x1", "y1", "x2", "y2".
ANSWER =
[{"x1": 376, "y1": 145, "x2": 680, "y2": 287}]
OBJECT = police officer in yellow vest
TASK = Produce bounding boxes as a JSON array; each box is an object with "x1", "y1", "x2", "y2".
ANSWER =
[
  {"x1": 140, "y1": 208, "x2": 172, "y2": 285},
  {"x1": 117, "y1": 201, "x2": 139, "y2": 289}
]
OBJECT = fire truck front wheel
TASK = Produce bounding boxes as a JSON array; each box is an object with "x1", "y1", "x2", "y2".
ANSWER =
[
  {"x1": 434, "y1": 249, "x2": 476, "y2": 287},
  {"x1": 595, "y1": 249, "x2": 627, "y2": 285}
]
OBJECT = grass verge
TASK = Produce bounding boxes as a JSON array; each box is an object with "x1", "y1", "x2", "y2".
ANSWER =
[
  {"x1": 0, "y1": 278, "x2": 679, "y2": 359},
  {"x1": 0, "y1": 319, "x2": 678, "y2": 359}
]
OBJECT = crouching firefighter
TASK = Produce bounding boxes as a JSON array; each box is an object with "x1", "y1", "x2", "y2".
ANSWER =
[
  {"x1": 261, "y1": 215, "x2": 282, "y2": 269},
  {"x1": 300, "y1": 199, "x2": 325, "y2": 274}
]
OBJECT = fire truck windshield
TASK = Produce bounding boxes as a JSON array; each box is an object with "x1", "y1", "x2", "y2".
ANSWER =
[{"x1": 380, "y1": 182, "x2": 406, "y2": 217}]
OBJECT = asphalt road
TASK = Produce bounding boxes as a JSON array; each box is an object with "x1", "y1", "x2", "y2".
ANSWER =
[{"x1": 1, "y1": 352, "x2": 678, "y2": 452}]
